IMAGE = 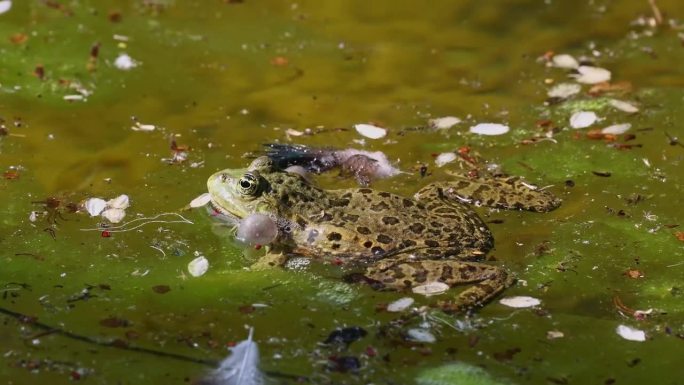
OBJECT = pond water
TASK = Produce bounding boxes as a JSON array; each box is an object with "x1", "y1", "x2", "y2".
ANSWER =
[{"x1": 1, "y1": 1, "x2": 683, "y2": 384}]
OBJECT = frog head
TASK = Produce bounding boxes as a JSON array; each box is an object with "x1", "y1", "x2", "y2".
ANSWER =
[{"x1": 207, "y1": 156, "x2": 276, "y2": 219}]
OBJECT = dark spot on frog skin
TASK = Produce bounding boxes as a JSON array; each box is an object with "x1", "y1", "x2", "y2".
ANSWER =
[
  {"x1": 370, "y1": 201, "x2": 390, "y2": 211},
  {"x1": 358, "y1": 188, "x2": 372, "y2": 194},
  {"x1": 382, "y1": 216, "x2": 400, "y2": 225},
  {"x1": 331, "y1": 198, "x2": 350, "y2": 207},
  {"x1": 320, "y1": 213, "x2": 333, "y2": 221},
  {"x1": 327, "y1": 232, "x2": 342, "y2": 241},
  {"x1": 363, "y1": 241, "x2": 373, "y2": 248},
  {"x1": 378, "y1": 192, "x2": 391, "y2": 198},
  {"x1": 376, "y1": 234, "x2": 392, "y2": 244},
  {"x1": 331, "y1": 243, "x2": 341, "y2": 250},
  {"x1": 371, "y1": 246, "x2": 385, "y2": 255},
  {"x1": 400, "y1": 239, "x2": 417, "y2": 247},
  {"x1": 356, "y1": 226, "x2": 371, "y2": 235},
  {"x1": 409, "y1": 223, "x2": 425, "y2": 233},
  {"x1": 402, "y1": 199, "x2": 414, "y2": 208},
  {"x1": 342, "y1": 214, "x2": 360, "y2": 222},
  {"x1": 424, "y1": 240, "x2": 440, "y2": 247}
]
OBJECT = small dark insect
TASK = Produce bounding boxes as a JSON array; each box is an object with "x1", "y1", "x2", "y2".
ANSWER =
[
  {"x1": 564, "y1": 179, "x2": 575, "y2": 187},
  {"x1": 665, "y1": 132, "x2": 684, "y2": 147},
  {"x1": 327, "y1": 356, "x2": 361, "y2": 372},
  {"x1": 592, "y1": 171, "x2": 612, "y2": 177},
  {"x1": 323, "y1": 326, "x2": 367, "y2": 346},
  {"x1": 34, "y1": 65, "x2": 45, "y2": 80}
]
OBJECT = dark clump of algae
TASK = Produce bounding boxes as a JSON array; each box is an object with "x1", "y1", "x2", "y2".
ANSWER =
[{"x1": 1, "y1": 0, "x2": 684, "y2": 384}]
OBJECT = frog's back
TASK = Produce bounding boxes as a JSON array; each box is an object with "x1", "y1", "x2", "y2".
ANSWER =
[{"x1": 291, "y1": 187, "x2": 492, "y2": 259}]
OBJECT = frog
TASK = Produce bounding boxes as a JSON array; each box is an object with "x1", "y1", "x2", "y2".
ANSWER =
[{"x1": 207, "y1": 156, "x2": 561, "y2": 312}]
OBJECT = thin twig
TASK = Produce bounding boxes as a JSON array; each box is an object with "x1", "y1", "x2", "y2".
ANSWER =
[{"x1": 648, "y1": 0, "x2": 663, "y2": 25}]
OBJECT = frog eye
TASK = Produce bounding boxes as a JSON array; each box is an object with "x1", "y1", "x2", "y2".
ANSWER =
[{"x1": 237, "y1": 172, "x2": 260, "y2": 196}]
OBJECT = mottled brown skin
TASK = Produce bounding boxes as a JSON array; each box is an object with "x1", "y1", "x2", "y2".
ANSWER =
[{"x1": 207, "y1": 157, "x2": 561, "y2": 312}]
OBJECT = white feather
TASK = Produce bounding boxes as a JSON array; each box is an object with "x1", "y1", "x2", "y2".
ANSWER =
[{"x1": 204, "y1": 328, "x2": 264, "y2": 385}]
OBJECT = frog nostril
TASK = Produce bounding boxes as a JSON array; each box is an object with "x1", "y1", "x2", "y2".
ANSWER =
[{"x1": 220, "y1": 173, "x2": 228, "y2": 183}]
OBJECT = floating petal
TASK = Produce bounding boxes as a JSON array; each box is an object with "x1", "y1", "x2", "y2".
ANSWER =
[
  {"x1": 499, "y1": 296, "x2": 541, "y2": 308},
  {"x1": 616, "y1": 325, "x2": 646, "y2": 342},
  {"x1": 188, "y1": 256, "x2": 209, "y2": 277},
  {"x1": 354, "y1": 123, "x2": 387, "y2": 139},
  {"x1": 386, "y1": 297, "x2": 415, "y2": 312},
  {"x1": 572, "y1": 66, "x2": 611, "y2": 84},
  {"x1": 84, "y1": 198, "x2": 107, "y2": 217},
  {"x1": 569, "y1": 111, "x2": 598, "y2": 129},
  {"x1": 469, "y1": 123, "x2": 510, "y2": 136},
  {"x1": 429, "y1": 116, "x2": 461, "y2": 129}
]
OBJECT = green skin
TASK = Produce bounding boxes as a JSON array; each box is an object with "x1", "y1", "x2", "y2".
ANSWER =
[{"x1": 207, "y1": 157, "x2": 561, "y2": 312}]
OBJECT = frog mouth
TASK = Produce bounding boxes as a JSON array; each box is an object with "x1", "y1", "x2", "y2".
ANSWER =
[{"x1": 208, "y1": 199, "x2": 242, "y2": 222}]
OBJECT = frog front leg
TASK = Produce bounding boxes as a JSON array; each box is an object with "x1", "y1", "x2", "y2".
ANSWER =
[
  {"x1": 364, "y1": 258, "x2": 512, "y2": 313},
  {"x1": 416, "y1": 175, "x2": 561, "y2": 212}
]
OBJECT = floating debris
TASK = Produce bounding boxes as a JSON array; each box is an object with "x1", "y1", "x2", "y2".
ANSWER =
[
  {"x1": 434, "y1": 152, "x2": 457, "y2": 167},
  {"x1": 609, "y1": 99, "x2": 639, "y2": 113},
  {"x1": 499, "y1": 296, "x2": 541, "y2": 308},
  {"x1": 114, "y1": 53, "x2": 138, "y2": 70},
  {"x1": 354, "y1": 123, "x2": 387, "y2": 139},
  {"x1": 63, "y1": 95, "x2": 85, "y2": 102},
  {"x1": 189, "y1": 193, "x2": 211, "y2": 208},
  {"x1": 204, "y1": 328, "x2": 264, "y2": 385},
  {"x1": 601, "y1": 123, "x2": 631, "y2": 135},
  {"x1": 188, "y1": 256, "x2": 209, "y2": 277},
  {"x1": 107, "y1": 194, "x2": 130, "y2": 210},
  {"x1": 547, "y1": 83, "x2": 581, "y2": 99},
  {"x1": 569, "y1": 111, "x2": 598, "y2": 129},
  {"x1": 323, "y1": 326, "x2": 367, "y2": 345},
  {"x1": 84, "y1": 198, "x2": 107, "y2": 217},
  {"x1": 571, "y1": 66, "x2": 612, "y2": 84},
  {"x1": 406, "y1": 328, "x2": 436, "y2": 343},
  {"x1": 552, "y1": 54, "x2": 579, "y2": 69},
  {"x1": 131, "y1": 122, "x2": 156, "y2": 131},
  {"x1": 0, "y1": 1, "x2": 12, "y2": 15},
  {"x1": 616, "y1": 325, "x2": 646, "y2": 342},
  {"x1": 469, "y1": 123, "x2": 510, "y2": 136},
  {"x1": 101, "y1": 208, "x2": 126, "y2": 223},
  {"x1": 429, "y1": 116, "x2": 461, "y2": 129},
  {"x1": 412, "y1": 281, "x2": 449, "y2": 296},
  {"x1": 386, "y1": 297, "x2": 415, "y2": 312},
  {"x1": 546, "y1": 330, "x2": 565, "y2": 339}
]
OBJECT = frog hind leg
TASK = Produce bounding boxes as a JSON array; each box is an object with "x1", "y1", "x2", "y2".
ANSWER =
[
  {"x1": 365, "y1": 259, "x2": 513, "y2": 313},
  {"x1": 417, "y1": 176, "x2": 561, "y2": 212}
]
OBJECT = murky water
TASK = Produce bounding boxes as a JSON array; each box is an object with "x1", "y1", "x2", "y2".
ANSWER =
[{"x1": 1, "y1": 1, "x2": 683, "y2": 384}]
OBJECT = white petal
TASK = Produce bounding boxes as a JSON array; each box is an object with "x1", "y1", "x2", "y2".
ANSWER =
[
  {"x1": 84, "y1": 198, "x2": 107, "y2": 217},
  {"x1": 412, "y1": 282, "x2": 449, "y2": 296},
  {"x1": 190, "y1": 193, "x2": 211, "y2": 208},
  {"x1": 101, "y1": 208, "x2": 126, "y2": 223},
  {"x1": 114, "y1": 53, "x2": 138, "y2": 70},
  {"x1": 547, "y1": 83, "x2": 582, "y2": 99},
  {"x1": 616, "y1": 325, "x2": 646, "y2": 342},
  {"x1": 601, "y1": 123, "x2": 631, "y2": 135},
  {"x1": 406, "y1": 328, "x2": 436, "y2": 343},
  {"x1": 285, "y1": 128, "x2": 304, "y2": 137},
  {"x1": 188, "y1": 256, "x2": 209, "y2": 277},
  {"x1": 131, "y1": 122, "x2": 156, "y2": 131},
  {"x1": 28, "y1": 211, "x2": 37, "y2": 222},
  {"x1": 429, "y1": 116, "x2": 461, "y2": 129},
  {"x1": 386, "y1": 297, "x2": 415, "y2": 312},
  {"x1": 469, "y1": 123, "x2": 510, "y2": 136},
  {"x1": 546, "y1": 330, "x2": 565, "y2": 339},
  {"x1": 569, "y1": 111, "x2": 598, "y2": 129},
  {"x1": 63, "y1": 95, "x2": 85, "y2": 101},
  {"x1": 107, "y1": 194, "x2": 130, "y2": 209},
  {"x1": 499, "y1": 296, "x2": 541, "y2": 308},
  {"x1": 435, "y1": 152, "x2": 457, "y2": 167},
  {"x1": 609, "y1": 99, "x2": 639, "y2": 113},
  {"x1": 552, "y1": 54, "x2": 579, "y2": 69},
  {"x1": 354, "y1": 123, "x2": 387, "y2": 139},
  {"x1": 0, "y1": 1, "x2": 12, "y2": 15},
  {"x1": 571, "y1": 66, "x2": 612, "y2": 84}
]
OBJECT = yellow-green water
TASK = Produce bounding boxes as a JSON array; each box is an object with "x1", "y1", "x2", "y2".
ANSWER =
[{"x1": 1, "y1": 1, "x2": 683, "y2": 384}]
